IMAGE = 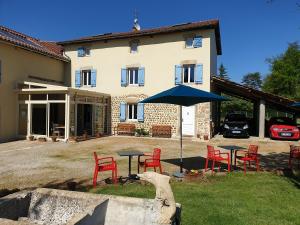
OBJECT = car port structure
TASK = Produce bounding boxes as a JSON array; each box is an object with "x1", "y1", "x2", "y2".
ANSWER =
[{"x1": 211, "y1": 76, "x2": 300, "y2": 139}]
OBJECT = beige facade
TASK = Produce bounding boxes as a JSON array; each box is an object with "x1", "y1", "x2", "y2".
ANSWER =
[
  {"x1": 0, "y1": 42, "x2": 67, "y2": 142},
  {"x1": 63, "y1": 29, "x2": 218, "y2": 138},
  {"x1": 0, "y1": 20, "x2": 221, "y2": 142}
]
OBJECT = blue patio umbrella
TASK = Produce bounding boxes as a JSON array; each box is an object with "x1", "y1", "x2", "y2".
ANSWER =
[
  {"x1": 291, "y1": 102, "x2": 300, "y2": 107},
  {"x1": 140, "y1": 84, "x2": 228, "y2": 175}
]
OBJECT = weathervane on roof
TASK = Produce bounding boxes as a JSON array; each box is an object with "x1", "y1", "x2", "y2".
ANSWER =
[{"x1": 133, "y1": 9, "x2": 141, "y2": 31}]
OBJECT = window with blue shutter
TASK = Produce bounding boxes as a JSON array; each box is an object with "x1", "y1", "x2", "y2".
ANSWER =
[
  {"x1": 175, "y1": 65, "x2": 182, "y2": 85},
  {"x1": 138, "y1": 68, "x2": 145, "y2": 86},
  {"x1": 75, "y1": 70, "x2": 81, "y2": 87},
  {"x1": 121, "y1": 68, "x2": 128, "y2": 87},
  {"x1": 91, "y1": 69, "x2": 97, "y2": 87},
  {"x1": 195, "y1": 64, "x2": 203, "y2": 84},
  {"x1": 77, "y1": 47, "x2": 85, "y2": 57},
  {"x1": 185, "y1": 38, "x2": 193, "y2": 48},
  {"x1": 137, "y1": 103, "x2": 144, "y2": 122},
  {"x1": 120, "y1": 102, "x2": 126, "y2": 122},
  {"x1": 193, "y1": 36, "x2": 202, "y2": 48}
]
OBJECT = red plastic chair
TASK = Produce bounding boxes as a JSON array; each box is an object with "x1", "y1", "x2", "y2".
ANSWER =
[
  {"x1": 139, "y1": 148, "x2": 163, "y2": 173},
  {"x1": 289, "y1": 145, "x2": 300, "y2": 169},
  {"x1": 205, "y1": 145, "x2": 230, "y2": 173},
  {"x1": 235, "y1": 145, "x2": 259, "y2": 175},
  {"x1": 93, "y1": 152, "x2": 118, "y2": 187}
]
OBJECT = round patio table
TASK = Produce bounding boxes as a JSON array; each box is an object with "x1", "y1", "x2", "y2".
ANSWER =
[
  {"x1": 117, "y1": 150, "x2": 144, "y2": 180},
  {"x1": 218, "y1": 145, "x2": 246, "y2": 171}
]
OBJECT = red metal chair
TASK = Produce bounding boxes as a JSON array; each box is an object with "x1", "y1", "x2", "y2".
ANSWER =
[
  {"x1": 235, "y1": 145, "x2": 259, "y2": 175},
  {"x1": 139, "y1": 148, "x2": 163, "y2": 173},
  {"x1": 93, "y1": 152, "x2": 118, "y2": 187},
  {"x1": 205, "y1": 145, "x2": 230, "y2": 173},
  {"x1": 289, "y1": 145, "x2": 300, "y2": 169}
]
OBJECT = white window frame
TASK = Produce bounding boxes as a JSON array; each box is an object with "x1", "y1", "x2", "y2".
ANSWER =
[
  {"x1": 130, "y1": 42, "x2": 138, "y2": 53},
  {"x1": 127, "y1": 104, "x2": 137, "y2": 121},
  {"x1": 182, "y1": 64, "x2": 195, "y2": 84},
  {"x1": 81, "y1": 70, "x2": 92, "y2": 87},
  {"x1": 185, "y1": 37, "x2": 194, "y2": 48},
  {"x1": 128, "y1": 68, "x2": 139, "y2": 86}
]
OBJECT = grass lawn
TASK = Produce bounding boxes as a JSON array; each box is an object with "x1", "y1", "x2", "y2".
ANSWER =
[{"x1": 90, "y1": 172, "x2": 300, "y2": 225}]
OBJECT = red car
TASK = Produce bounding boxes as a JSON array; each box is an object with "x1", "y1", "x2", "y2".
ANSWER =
[{"x1": 268, "y1": 117, "x2": 299, "y2": 140}]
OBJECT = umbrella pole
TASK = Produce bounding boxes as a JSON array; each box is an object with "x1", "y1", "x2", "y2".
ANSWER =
[{"x1": 180, "y1": 105, "x2": 183, "y2": 173}]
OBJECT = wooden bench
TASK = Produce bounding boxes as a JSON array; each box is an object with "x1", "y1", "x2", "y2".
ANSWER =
[
  {"x1": 114, "y1": 123, "x2": 136, "y2": 136},
  {"x1": 151, "y1": 125, "x2": 172, "y2": 138}
]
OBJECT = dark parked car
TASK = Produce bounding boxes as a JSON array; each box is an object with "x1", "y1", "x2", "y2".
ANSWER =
[
  {"x1": 223, "y1": 113, "x2": 249, "y2": 138},
  {"x1": 267, "y1": 117, "x2": 299, "y2": 140}
]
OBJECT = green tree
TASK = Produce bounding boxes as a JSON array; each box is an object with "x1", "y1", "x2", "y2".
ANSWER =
[
  {"x1": 221, "y1": 95, "x2": 253, "y2": 119},
  {"x1": 242, "y1": 72, "x2": 263, "y2": 90},
  {"x1": 218, "y1": 63, "x2": 229, "y2": 80},
  {"x1": 262, "y1": 42, "x2": 300, "y2": 100}
]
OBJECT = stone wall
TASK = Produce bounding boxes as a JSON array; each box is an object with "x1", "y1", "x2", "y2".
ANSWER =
[
  {"x1": 111, "y1": 94, "x2": 211, "y2": 138},
  {"x1": 195, "y1": 103, "x2": 211, "y2": 138}
]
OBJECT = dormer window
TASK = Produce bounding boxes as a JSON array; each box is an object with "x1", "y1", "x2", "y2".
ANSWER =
[
  {"x1": 185, "y1": 36, "x2": 202, "y2": 48},
  {"x1": 130, "y1": 41, "x2": 138, "y2": 53},
  {"x1": 185, "y1": 38, "x2": 194, "y2": 48},
  {"x1": 77, "y1": 47, "x2": 90, "y2": 57}
]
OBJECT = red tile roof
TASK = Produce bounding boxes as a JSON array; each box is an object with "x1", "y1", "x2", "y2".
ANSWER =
[
  {"x1": 0, "y1": 26, "x2": 69, "y2": 62},
  {"x1": 58, "y1": 19, "x2": 222, "y2": 55}
]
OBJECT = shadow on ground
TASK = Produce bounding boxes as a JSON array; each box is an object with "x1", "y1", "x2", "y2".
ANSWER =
[
  {"x1": 259, "y1": 151, "x2": 300, "y2": 189},
  {"x1": 42, "y1": 178, "x2": 92, "y2": 192},
  {"x1": 163, "y1": 154, "x2": 300, "y2": 187},
  {"x1": 162, "y1": 156, "x2": 229, "y2": 171}
]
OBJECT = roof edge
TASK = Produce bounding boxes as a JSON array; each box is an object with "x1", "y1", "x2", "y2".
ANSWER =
[
  {"x1": 0, "y1": 39, "x2": 70, "y2": 62},
  {"x1": 58, "y1": 19, "x2": 222, "y2": 55}
]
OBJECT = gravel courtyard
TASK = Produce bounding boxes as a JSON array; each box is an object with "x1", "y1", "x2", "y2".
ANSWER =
[{"x1": 0, "y1": 136, "x2": 296, "y2": 190}]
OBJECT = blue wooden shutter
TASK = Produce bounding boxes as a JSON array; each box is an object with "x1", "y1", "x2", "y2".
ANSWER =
[
  {"x1": 77, "y1": 47, "x2": 85, "y2": 57},
  {"x1": 75, "y1": 70, "x2": 81, "y2": 87},
  {"x1": 138, "y1": 67, "x2": 145, "y2": 86},
  {"x1": 193, "y1": 36, "x2": 202, "y2": 48},
  {"x1": 91, "y1": 69, "x2": 97, "y2": 87},
  {"x1": 195, "y1": 64, "x2": 203, "y2": 84},
  {"x1": 137, "y1": 103, "x2": 144, "y2": 122},
  {"x1": 121, "y1": 68, "x2": 128, "y2": 87},
  {"x1": 175, "y1": 65, "x2": 182, "y2": 85},
  {"x1": 185, "y1": 38, "x2": 193, "y2": 48},
  {"x1": 120, "y1": 102, "x2": 126, "y2": 122},
  {"x1": 0, "y1": 60, "x2": 2, "y2": 83}
]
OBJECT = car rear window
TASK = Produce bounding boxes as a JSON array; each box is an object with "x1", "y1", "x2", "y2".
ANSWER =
[
  {"x1": 225, "y1": 114, "x2": 246, "y2": 122},
  {"x1": 271, "y1": 118, "x2": 295, "y2": 125}
]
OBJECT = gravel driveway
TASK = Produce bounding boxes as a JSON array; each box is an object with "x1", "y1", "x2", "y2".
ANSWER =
[{"x1": 0, "y1": 136, "x2": 295, "y2": 190}]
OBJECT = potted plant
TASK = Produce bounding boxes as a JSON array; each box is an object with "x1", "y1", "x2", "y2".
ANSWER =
[
  {"x1": 141, "y1": 128, "x2": 149, "y2": 136},
  {"x1": 203, "y1": 134, "x2": 209, "y2": 140},
  {"x1": 28, "y1": 135, "x2": 34, "y2": 141},
  {"x1": 83, "y1": 130, "x2": 88, "y2": 140},
  {"x1": 135, "y1": 128, "x2": 142, "y2": 137},
  {"x1": 96, "y1": 131, "x2": 102, "y2": 138},
  {"x1": 38, "y1": 137, "x2": 47, "y2": 142},
  {"x1": 69, "y1": 136, "x2": 78, "y2": 143},
  {"x1": 51, "y1": 136, "x2": 57, "y2": 142}
]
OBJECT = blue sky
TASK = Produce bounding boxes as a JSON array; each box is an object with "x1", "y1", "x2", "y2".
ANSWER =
[{"x1": 0, "y1": 0, "x2": 299, "y2": 82}]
